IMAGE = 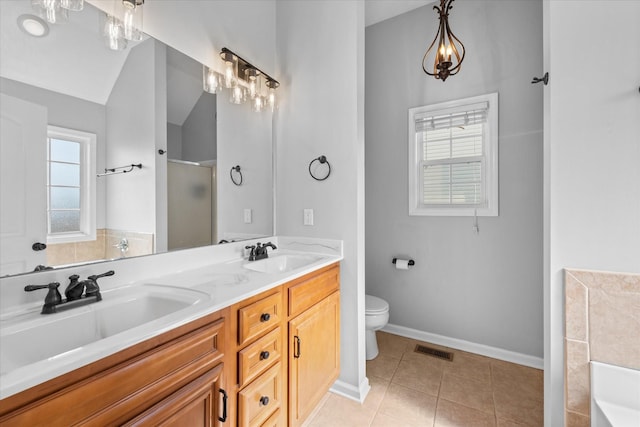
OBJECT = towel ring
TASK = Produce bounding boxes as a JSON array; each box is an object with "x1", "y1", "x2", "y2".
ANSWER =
[
  {"x1": 308, "y1": 155, "x2": 331, "y2": 181},
  {"x1": 230, "y1": 165, "x2": 243, "y2": 186}
]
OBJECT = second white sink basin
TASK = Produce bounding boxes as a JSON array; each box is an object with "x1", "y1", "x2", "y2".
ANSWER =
[
  {"x1": 243, "y1": 254, "x2": 325, "y2": 274},
  {"x1": 0, "y1": 284, "x2": 210, "y2": 375}
]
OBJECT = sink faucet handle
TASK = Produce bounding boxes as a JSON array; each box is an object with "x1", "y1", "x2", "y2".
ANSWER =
[
  {"x1": 245, "y1": 245, "x2": 257, "y2": 261},
  {"x1": 84, "y1": 270, "x2": 113, "y2": 299},
  {"x1": 24, "y1": 282, "x2": 62, "y2": 306},
  {"x1": 87, "y1": 270, "x2": 115, "y2": 281}
]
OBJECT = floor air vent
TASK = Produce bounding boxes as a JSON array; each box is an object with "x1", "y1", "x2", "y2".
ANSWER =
[{"x1": 414, "y1": 344, "x2": 454, "y2": 362}]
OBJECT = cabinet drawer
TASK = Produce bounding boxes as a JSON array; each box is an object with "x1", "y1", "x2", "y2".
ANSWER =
[
  {"x1": 238, "y1": 363, "x2": 282, "y2": 427},
  {"x1": 288, "y1": 264, "x2": 339, "y2": 317},
  {"x1": 238, "y1": 291, "x2": 282, "y2": 346},
  {"x1": 260, "y1": 408, "x2": 283, "y2": 427},
  {"x1": 238, "y1": 327, "x2": 282, "y2": 388}
]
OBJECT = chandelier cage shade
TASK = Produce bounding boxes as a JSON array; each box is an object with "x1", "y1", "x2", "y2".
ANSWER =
[{"x1": 422, "y1": 0, "x2": 466, "y2": 82}]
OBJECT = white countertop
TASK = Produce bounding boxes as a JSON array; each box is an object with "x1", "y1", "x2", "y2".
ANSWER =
[{"x1": 0, "y1": 236, "x2": 343, "y2": 400}]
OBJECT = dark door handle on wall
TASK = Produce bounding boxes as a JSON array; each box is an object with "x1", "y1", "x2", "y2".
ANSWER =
[{"x1": 32, "y1": 242, "x2": 47, "y2": 251}]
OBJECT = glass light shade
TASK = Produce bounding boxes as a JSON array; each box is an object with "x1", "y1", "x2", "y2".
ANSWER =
[
  {"x1": 60, "y1": 0, "x2": 83, "y2": 11},
  {"x1": 102, "y1": 14, "x2": 127, "y2": 51},
  {"x1": 203, "y1": 66, "x2": 221, "y2": 94},
  {"x1": 252, "y1": 95, "x2": 265, "y2": 113},
  {"x1": 32, "y1": 0, "x2": 69, "y2": 24},
  {"x1": 267, "y1": 88, "x2": 276, "y2": 112},
  {"x1": 230, "y1": 86, "x2": 246, "y2": 105},
  {"x1": 120, "y1": 0, "x2": 143, "y2": 41},
  {"x1": 223, "y1": 59, "x2": 237, "y2": 89}
]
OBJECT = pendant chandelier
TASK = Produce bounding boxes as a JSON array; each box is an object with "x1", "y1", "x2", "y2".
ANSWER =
[{"x1": 422, "y1": 0, "x2": 465, "y2": 82}]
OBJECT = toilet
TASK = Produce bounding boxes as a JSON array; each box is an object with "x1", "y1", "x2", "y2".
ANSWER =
[{"x1": 365, "y1": 294, "x2": 390, "y2": 360}]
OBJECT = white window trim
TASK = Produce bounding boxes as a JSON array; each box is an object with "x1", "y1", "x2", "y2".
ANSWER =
[
  {"x1": 408, "y1": 92, "x2": 499, "y2": 217},
  {"x1": 47, "y1": 125, "x2": 97, "y2": 243}
]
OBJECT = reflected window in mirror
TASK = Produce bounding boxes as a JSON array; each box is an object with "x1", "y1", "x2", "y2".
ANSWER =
[{"x1": 46, "y1": 125, "x2": 96, "y2": 245}]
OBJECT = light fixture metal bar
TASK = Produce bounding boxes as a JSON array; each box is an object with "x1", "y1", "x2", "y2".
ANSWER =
[{"x1": 220, "y1": 47, "x2": 279, "y2": 88}]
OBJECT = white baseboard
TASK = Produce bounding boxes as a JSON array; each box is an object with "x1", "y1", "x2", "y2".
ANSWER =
[
  {"x1": 330, "y1": 377, "x2": 371, "y2": 403},
  {"x1": 383, "y1": 323, "x2": 544, "y2": 370}
]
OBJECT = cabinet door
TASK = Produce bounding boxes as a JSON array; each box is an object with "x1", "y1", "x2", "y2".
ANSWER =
[
  {"x1": 288, "y1": 291, "x2": 340, "y2": 427},
  {"x1": 124, "y1": 363, "x2": 228, "y2": 427}
]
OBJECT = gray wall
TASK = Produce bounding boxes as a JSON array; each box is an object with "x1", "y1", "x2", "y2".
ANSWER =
[
  {"x1": 182, "y1": 92, "x2": 216, "y2": 162},
  {"x1": 0, "y1": 77, "x2": 107, "y2": 229},
  {"x1": 276, "y1": 0, "x2": 368, "y2": 400},
  {"x1": 105, "y1": 39, "x2": 165, "y2": 237},
  {"x1": 365, "y1": 0, "x2": 543, "y2": 358},
  {"x1": 167, "y1": 122, "x2": 182, "y2": 159}
]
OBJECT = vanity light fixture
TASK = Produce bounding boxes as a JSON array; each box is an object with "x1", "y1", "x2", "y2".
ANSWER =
[
  {"x1": 422, "y1": 0, "x2": 465, "y2": 82},
  {"x1": 102, "y1": 13, "x2": 127, "y2": 51},
  {"x1": 17, "y1": 14, "x2": 50, "y2": 38},
  {"x1": 203, "y1": 66, "x2": 222, "y2": 94},
  {"x1": 218, "y1": 47, "x2": 280, "y2": 111},
  {"x1": 119, "y1": 0, "x2": 144, "y2": 41}
]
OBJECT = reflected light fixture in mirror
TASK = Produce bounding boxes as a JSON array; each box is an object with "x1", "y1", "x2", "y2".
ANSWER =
[
  {"x1": 203, "y1": 66, "x2": 221, "y2": 94},
  {"x1": 31, "y1": 0, "x2": 70, "y2": 24},
  {"x1": 102, "y1": 13, "x2": 127, "y2": 51},
  {"x1": 119, "y1": 0, "x2": 144, "y2": 41},
  {"x1": 17, "y1": 14, "x2": 50, "y2": 38}
]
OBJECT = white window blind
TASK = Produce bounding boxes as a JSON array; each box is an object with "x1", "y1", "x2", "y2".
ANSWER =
[{"x1": 408, "y1": 93, "x2": 498, "y2": 216}]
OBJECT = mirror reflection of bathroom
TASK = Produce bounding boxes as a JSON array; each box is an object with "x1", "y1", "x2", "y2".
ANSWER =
[{"x1": 165, "y1": 46, "x2": 217, "y2": 251}]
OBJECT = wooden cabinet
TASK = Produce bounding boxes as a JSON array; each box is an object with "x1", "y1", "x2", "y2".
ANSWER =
[
  {"x1": 287, "y1": 291, "x2": 340, "y2": 427},
  {"x1": 0, "y1": 309, "x2": 229, "y2": 426},
  {"x1": 0, "y1": 262, "x2": 341, "y2": 427}
]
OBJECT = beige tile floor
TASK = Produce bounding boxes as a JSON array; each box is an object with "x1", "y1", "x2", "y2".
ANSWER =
[{"x1": 303, "y1": 331, "x2": 543, "y2": 427}]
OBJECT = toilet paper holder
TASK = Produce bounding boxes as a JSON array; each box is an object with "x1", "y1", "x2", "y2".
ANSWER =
[{"x1": 392, "y1": 258, "x2": 415, "y2": 266}]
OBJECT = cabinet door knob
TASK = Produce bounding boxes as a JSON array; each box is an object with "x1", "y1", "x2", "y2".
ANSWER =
[
  {"x1": 260, "y1": 351, "x2": 270, "y2": 360},
  {"x1": 259, "y1": 396, "x2": 270, "y2": 406},
  {"x1": 260, "y1": 313, "x2": 271, "y2": 322}
]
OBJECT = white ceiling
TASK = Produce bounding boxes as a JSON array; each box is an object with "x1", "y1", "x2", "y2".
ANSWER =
[
  {"x1": 365, "y1": 0, "x2": 434, "y2": 27},
  {"x1": 0, "y1": 0, "x2": 133, "y2": 105}
]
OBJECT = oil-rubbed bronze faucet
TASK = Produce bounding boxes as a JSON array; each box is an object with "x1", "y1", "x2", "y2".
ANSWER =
[
  {"x1": 254, "y1": 242, "x2": 277, "y2": 260},
  {"x1": 24, "y1": 270, "x2": 114, "y2": 314}
]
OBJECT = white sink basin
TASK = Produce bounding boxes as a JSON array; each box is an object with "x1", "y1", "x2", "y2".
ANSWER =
[
  {"x1": 0, "y1": 284, "x2": 210, "y2": 375},
  {"x1": 243, "y1": 254, "x2": 325, "y2": 274}
]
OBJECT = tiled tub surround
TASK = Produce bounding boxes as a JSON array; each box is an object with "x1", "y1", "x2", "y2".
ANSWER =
[
  {"x1": 564, "y1": 269, "x2": 640, "y2": 426},
  {"x1": 0, "y1": 236, "x2": 343, "y2": 399},
  {"x1": 47, "y1": 229, "x2": 154, "y2": 266}
]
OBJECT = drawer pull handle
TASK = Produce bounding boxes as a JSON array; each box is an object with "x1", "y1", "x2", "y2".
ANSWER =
[
  {"x1": 260, "y1": 313, "x2": 271, "y2": 322},
  {"x1": 260, "y1": 350, "x2": 270, "y2": 360},
  {"x1": 294, "y1": 335, "x2": 301, "y2": 358},
  {"x1": 259, "y1": 396, "x2": 270, "y2": 406},
  {"x1": 218, "y1": 388, "x2": 228, "y2": 422}
]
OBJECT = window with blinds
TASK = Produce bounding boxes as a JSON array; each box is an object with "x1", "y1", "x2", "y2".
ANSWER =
[{"x1": 408, "y1": 93, "x2": 498, "y2": 216}]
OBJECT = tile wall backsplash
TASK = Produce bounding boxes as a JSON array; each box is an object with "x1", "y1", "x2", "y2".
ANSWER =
[
  {"x1": 564, "y1": 268, "x2": 640, "y2": 427},
  {"x1": 47, "y1": 229, "x2": 154, "y2": 267}
]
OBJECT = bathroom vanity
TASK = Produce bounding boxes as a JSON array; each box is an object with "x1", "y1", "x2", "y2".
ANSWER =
[{"x1": 0, "y1": 237, "x2": 342, "y2": 426}]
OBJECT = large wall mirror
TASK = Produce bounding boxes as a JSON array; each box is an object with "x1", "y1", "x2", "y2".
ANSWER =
[{"x1": 0, "y1": 0, "x2": 273, "y2": 277}]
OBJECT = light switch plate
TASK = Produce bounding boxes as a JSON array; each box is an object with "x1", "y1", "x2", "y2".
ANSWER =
[
  {"x1": 244, "y1": 208, "x2": 252, "y2": 224},
  {"x1": 303, "y1": 209, "x2": 314, "y2": 226}
]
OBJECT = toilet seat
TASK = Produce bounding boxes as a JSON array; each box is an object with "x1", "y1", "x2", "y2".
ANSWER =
[{"x1": 365, "y1": 294, "x2": 389, "y2": 315}]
